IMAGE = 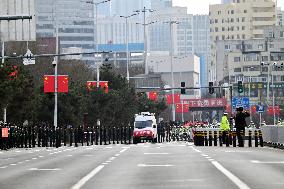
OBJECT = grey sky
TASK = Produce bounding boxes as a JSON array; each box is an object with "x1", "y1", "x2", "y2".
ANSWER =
[{"x1": 173, "y1": 0, "x2": 284, "y2": 15}]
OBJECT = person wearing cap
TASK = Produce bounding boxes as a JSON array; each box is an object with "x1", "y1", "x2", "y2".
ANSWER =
[
  {"x1": 220, "y1": 112, "x2": 230, "y2": 144},
  {"x1": 234, "y1": 107, "x2": 250, "y2": 147}
]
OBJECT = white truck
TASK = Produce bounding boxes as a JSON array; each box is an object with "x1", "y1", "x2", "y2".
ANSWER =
[{"x1": 133, "y1": 112, "x2": 157, "y2": 144}]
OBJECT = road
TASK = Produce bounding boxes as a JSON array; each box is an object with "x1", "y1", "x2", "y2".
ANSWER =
[{"x1": 0, "y1": 142, "x2": 283, "y2": 189}]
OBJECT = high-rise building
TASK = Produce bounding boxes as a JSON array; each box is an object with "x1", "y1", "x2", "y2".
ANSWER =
[
  {"x1": 110, "y1": 0, "x2": 150, "y2": 16},
  {"x1": 36, "y1": 0, "x2": 95, "y2": 63},
  {"x1": 0, "y1": 0, "x2": 36, "y2": 41},
  {"x1": 151, "y1": 0, "x2": 172, "y2": 10},
  {"x1": 149, "y1": 7, "x2": 194, "y2": 55},
  {"x1": 221, "y1": 0, "x2": 233, "y2": 4},
  {"x1": 209, "y1": 0, "x2": 277, "y2": 82},
  {"x1": 277, "y1": 7, "x2": 284, "y2": 26},
  {"x1": 193, "y1": 15, "x2": 210, "y2": 90}
]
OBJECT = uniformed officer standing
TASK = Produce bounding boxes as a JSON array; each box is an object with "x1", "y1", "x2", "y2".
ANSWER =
[{"x1": 234, "y1": 107, "x2": 250, "y2": 147}]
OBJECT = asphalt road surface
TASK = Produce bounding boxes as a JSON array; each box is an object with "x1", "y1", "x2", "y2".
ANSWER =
[{"x1": 0, "y1": 142, "x2": 283, "y2": 189}]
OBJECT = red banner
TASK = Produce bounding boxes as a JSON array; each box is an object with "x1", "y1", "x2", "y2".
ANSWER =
[
  {"x1": 148, "y1": 91, "x2": 158, "y2": 101},
  {"x1": 183, "y1": 98, "x2": 227, "y2": 108},
  {"x1": 166, "y1": 94, "x2": 181, "y2": 104},
  {"x1": 268, "y1": 106, "x2": 280, "y2": 115},
  {"x1": 44, "y1": 75, "x2": 69, "y2": 93},
  {"x1": 2, "y1": 128, "x2": 8, "y2": 138},
  {"x1": 87, "y1": 81, "x2": 109, "y2": 93},
  {"x1": 175, "y1": 103, "x2": 189, "y2": 113}
]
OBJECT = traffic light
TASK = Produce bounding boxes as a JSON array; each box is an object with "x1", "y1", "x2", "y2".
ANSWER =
[
  {"x1": 181, "y1": 82, "x2": 186, "y2": 94},
  {"x1": 238, "y1": 81, "x2": 243, "y2": 93},
  {"x1": 209, "y1": 81, "x2": 214, "y2": 94}
]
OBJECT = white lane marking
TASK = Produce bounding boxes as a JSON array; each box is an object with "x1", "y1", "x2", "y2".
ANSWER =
[
  {"x1": 109, "y1": 157, "x2": 116, "y2": 161},
  {"x1": 83, "y1": 155, "x2": 94, "y2": 157},
  {"x1": 138, "y1": 164, "x2": 174, "y2": 167},
  {"x1": 10, "y1": 164, "x2": 16, "y2": 166},
  {"x1": 32, "y1": 158, "x2": 37, "y2": 160},
  {"x1": 0, "y1": 166, "x2": 8, "y2": 169},
  {"x1": 119, "y1": 149, "x2": 128, "y2": 153},
  {"x1": 114, "y1": 154, "x2": 120, "y2": 157},
  {"x1": 201, "y1": 154, "x2": 208, "y2": 157},
  {"x1": 85, "y1": 148, "x2": 93, "y2": 150},
  {"x1": 105, "y1": 147, "x2": 113, "y2": 149},
  {"x1": 71, "y1": 165, "x2": 104, "y2": 189},
  {"x1": 102, "y1": 163, "x2": 108, "y2": 165},
  {"x1": 144, "y1": 153, "x2": 170, "y2": 155},
  {"x1": 38, "y1": 156, "x2": 44, "y2": 158},
  {"x1": 205, "y1": 157, "x2": 211, "y2": 159},
  {"x1": 225, "y1": 151, "x2": 252, "y2": 153},
  {"x1": 211, "y1": 161, "x2": 250, "y2": 189},
  {"x1": 251, "y1": 160, "x2": 284, "y2": 164},
  {"x1": 106, "y1": 161, "x2": 111, "y2": 163},
  {"x1": 122, "y1": 147, "x2": 130, "y2": 149},
  {"x1": 67, "y1": 155, "x2": 73, "y2": 157},
  {"x1": 15, "y1": 151, "x2": 21, "y2": 153},
  {"x1": 18, "y1": 162, "x2": 24, "y2": 164},
  {"x1": 190, "y1": 146, "x2": 201, "y2": 153},
  {"x1": 208, "y1": 159, "x2": 215, "y2": 161},
  {"x1": 25, "y1": 160, "x2": 30, "y2": 162},
  {"x1": 28, "y1": 168, "x2": 61, "y2": 171}
]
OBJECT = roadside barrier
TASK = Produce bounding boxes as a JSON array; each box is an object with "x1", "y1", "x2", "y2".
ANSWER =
[
  {"x1": 193, "y1": 128, "x2": 264, "y2": 147},
  {"x1": 0, "y1": 124, "x2": 135, "y2": 150}
]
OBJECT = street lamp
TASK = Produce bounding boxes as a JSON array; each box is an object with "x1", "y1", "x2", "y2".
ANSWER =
[
  {"x1": 164, "y1": 20, "x2": 179, "y2": 122},
  {"x1": 247, "y1": 66, "x2": 254, "y2": 124},
  {"x1": 85, "y1": 0, "x2": 111, "y2": 87},
  {"x1": 134, "y1": 7, "x2": 155, "y2": 75},
  {"x1": 120, "y1": 13, "x2": 139, "y2": 82},
  {"x1": 260, "y1": 61, "x2": 277, "y2": 126}
]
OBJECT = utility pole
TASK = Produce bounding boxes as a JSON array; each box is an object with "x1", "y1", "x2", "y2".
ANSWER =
[{"x1": 134, "y1": 7, "x2": 155, "y2": 75}]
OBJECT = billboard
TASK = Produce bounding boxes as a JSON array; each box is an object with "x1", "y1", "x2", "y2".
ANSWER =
[{"x1": 0, "y1": 0, "x2": 36, "y2": 41}]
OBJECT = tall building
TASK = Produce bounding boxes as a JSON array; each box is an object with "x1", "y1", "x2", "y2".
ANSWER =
[
  {"x1": 151, "y1": 0, "x2": 172, "y2": 10},
  {"x1": 36, "y1": 0, "x2": 95, "y2": 63},
  {"x1": 149, "y1": 7, "x2": 194, "y2": 55},
  {"x1": 215, "y1": 26, "x2": 284, "y2": 106},
  {"x1": 110, "y1": 0, "x2": 150, "y2": 16},
  {"x1": 0, "y1": 0, "x2": 36, "y2": 41},
  {"x1": 193, "y1": 15, "x2": 210, "y2": 90},
  {"x1": 209, "y1": 0, "x2": 277, "y2": 82},
  {"x1": 277, "y1": 7, "x2": 284, "y2": 26}
]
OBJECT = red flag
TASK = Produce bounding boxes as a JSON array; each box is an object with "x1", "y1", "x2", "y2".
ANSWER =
[
  {"x1": 251, "y1": 105, "x2": 257, "y2": 114},
  {"x1": 175, "y1": 103, "x2": 189, "y2": 113},
  {"x1": 87, "y1": 81, "x2": 97, "y2": 91},
  {"x1": 148, "y1": 91, "x2": 158, "y2": 101},
  {"x1": 99, "y1": 81, "x2": 109, "y2": 93},
  {"x1": 44, "y1": 75, "x2": 55, "y2": 93},
  {"x1": 166, "y1": 94, "x2": 181, "y2": 104},
  {"x1": 58, "y1": 75, "x2": 69, "y2": 93},
  {"x1": 268, "y1": 106, "x2": 280, "y2": 115}
]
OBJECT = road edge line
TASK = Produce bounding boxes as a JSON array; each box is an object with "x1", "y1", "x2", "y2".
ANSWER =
[
  {"x1": 70, "y1": 165, "x2": 104, "y2": 189},
  {"x1": 211, "y1": 161, "x2": 250, "y2": 189}
]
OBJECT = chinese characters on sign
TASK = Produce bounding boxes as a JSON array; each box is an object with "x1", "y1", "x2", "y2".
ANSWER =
[{"x1": 183, "y1": 98, "x2": 227, "y2": 108}]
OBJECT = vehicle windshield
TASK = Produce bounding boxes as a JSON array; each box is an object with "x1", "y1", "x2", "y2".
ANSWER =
[{"x1": 134, "y1": 121, "x2": 153, "y2": 129}]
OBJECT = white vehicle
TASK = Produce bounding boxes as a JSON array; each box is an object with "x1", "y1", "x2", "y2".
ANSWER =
[{"x1": 133, "y1": 112, "x2": 157, "y2": 144}]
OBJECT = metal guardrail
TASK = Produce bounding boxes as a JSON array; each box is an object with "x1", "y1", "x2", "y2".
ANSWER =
[{"x1": 261, "y1": 126, "x2": 284, "y2": 144}]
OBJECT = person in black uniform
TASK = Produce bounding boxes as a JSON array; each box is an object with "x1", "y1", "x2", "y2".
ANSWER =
[{"x1": 234, "y1": 107, "x2": 250, "y2": 147}]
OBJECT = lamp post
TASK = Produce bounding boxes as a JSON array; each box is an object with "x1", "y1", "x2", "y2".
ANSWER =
[
  {"x1": 86, "y1": 0, "x2": 111, "y2": 87},
  {"x1": 247, "y1": 66, "x2": 254, "y2": 124},
  {"x1": 164, "y1": 20, "x2": 179, "y2": 121},
  {"x1": 120, "y1": 13, "x2": 139, "y2": 82},
  {"x1": 134, "y1": 7, "x2": 155, "y2": 75},
  {"x1": 261, "y1": 61, "x2": 277, "y2": 126}
]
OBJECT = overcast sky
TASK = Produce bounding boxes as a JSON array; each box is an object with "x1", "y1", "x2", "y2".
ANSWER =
[{"x1": 173, "y1": 0, "x2": 284, "y2": 15}]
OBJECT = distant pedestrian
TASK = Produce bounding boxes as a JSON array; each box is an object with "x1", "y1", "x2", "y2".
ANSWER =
[
  {"x1": 220, "y1": 112, "x2": 230, "y2": 144},
  {"x1": 234, "y1": 107, "x2": 250, "y2": 147}
]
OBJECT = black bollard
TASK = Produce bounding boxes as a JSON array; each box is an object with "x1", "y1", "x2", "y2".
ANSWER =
[
  {"x1": 95, "y1": 126, "x2": 98, "y2": 145},
  {"x1": 254, "y1": 130, "x2": 258, "y2": 147},
  {"x1": 112, "y1": 126, "x2": 115, "y2": 144},
  {"x1": 232, "y1": 131, "x2": 237, "y2": 147},
  {"x1": 91, "y1": 126, "x2": 94, "y2": 145},
  {"x1": 104, "y1": 126, "x2": 107, "y2": 145},
  {"x1": 116, "y1": 127, "x2": 119, "y2": 144},
  {"x1": 226, "y1": 131, "x2": 230, "y2": 147},
  {"x1": 248, "y1": 130, "x2": 252, "y2": 147},
  {"x1": 28, "y1": 126, "x2": 31, "y2": 148},
  {"x1": 108, "y1": 126, "x2": 111, "y2": 145},
  {"x1": 69, "y1": 127, "x2": 73, "y2": 146},
  {"x1": 258, "y1": 130, "x2": 263, "y2": 147},
  {"x1": 63, "y1": 126, "x2": 66, "y2": 146},
  {"x1": 214, "y1": 131, "x2": 217, "y2": 146},
  {"x1": 120, "y1": 126, "x2": 123, "y2": 144},
  {"x1": 74, "y1": 128, "x2": 78, "y2": 147},
  {"x1": 87, "y1": 127, "x2": 90, "y2": 146},
  {"x1": 124, "y1": 126, "x2": 127, "y2": 144},
  {"x1": 204, "y1": 131, "x2": 208, "y2": 146},
  {"x1": 219, "y1": 131, "x2": 223, "y2": 147},
  {"x1": 208, "y1": 131, "x2": 212, "y2": 146},
  {"x1": 128, "y1": 126, "x2": 131, "y2": 144},
  {"x1": 24, "y1": 127, "x2": 28, "y2": 148},
  {"x1": 99, "y1": 126, "x2": 103, "y2": 145}
]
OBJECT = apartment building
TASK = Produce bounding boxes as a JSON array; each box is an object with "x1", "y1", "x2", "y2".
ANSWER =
[
  {"x1": 209, "y1": 0, "x2": 277, "y2": 82},
  {"x1": 277, "y1": 7, "x2": 284, "y2": 26},
  {"x1": 216, "y1": 26, "x2": 284, "y2": 104}
]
